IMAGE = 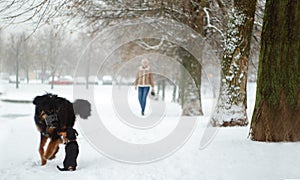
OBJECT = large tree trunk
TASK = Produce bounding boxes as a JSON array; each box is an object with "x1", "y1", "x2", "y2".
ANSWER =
[
  {"x1": 179, "y1": 0, "x2": 206, "y2": 116},
  {"x1": 181, "y1": 54, "x2": 203, "y2": 116},
  {"x1": 211, "y1": 0, "x2": 257, "y2": 126},
  {"x1": 250, "y1": 0, "x2": 300, "y2": 141}
]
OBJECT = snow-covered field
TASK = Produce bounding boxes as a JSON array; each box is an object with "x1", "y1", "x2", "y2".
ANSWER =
[{"x1": 0, "y1": 83, "x2": 300, "y2": 180}]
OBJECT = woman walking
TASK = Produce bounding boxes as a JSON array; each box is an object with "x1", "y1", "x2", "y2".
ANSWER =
[{"x1": 134, "y1": 59, "x2": 155, "y2": 116}]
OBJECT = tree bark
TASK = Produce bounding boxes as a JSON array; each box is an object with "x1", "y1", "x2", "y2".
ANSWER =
[
  {"x1": 180, "y1": 0, "x2": 206, "y2": 116},
  {"x1": 211, "y1": 0, "x2": 257, "y2": 126},
  {"x1": 250, "y1": 0, "x2": 300, "y2": 141},
  {"x1": 181, "y1": 53, "x2": 204, "y2": 116}
]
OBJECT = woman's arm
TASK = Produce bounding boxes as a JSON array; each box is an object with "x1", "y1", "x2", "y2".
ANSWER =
[
  {"x1": 134, "y1": 68, "x2": 139, "y2": 89},
  {"x1": 149, "y1": 71, "x2": 154, "y2": 88}
]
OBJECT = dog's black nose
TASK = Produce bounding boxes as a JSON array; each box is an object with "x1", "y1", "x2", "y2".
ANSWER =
[{"x1": 45, "y1": 114, "x2": 59, "y2": 127}]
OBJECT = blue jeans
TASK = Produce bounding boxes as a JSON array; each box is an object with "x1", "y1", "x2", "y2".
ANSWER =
[{"x1": 138, "y1": 87, "x2": 150, "y2": 113}]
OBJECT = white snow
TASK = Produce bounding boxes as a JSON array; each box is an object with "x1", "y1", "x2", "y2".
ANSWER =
[
  {"x1": 1, "y1": 83, "x2": 300, "y2": 180},
  {"x1": 224, "y1": 7, "x2": 246, "y2": 56}
]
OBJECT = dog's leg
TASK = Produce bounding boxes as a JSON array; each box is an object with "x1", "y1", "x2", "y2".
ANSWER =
[
  {"x1": 48, "y1": 140, "x2": 61, "y2": 160},
  {"x1": 44, "y1": 138, "x2": 62, "y2": 160},
  {"x1": 39, "y1": 134, "x2": 48, "y2": 165}
]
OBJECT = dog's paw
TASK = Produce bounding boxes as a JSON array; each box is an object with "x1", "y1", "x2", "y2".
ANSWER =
[
  {"x1": 43, "y1": 154, "x2": 52, "y2": 160},
  {"x1": 41, "y1": 159, "x2": 47, "y2": 166},
  {"x1": 48, "y1": 155, "x2": 56, "y2": 160}
]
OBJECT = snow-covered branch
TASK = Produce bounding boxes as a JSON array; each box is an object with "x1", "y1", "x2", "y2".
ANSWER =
[
  {"x1": 253, "y1": 21, "x2": 263, "y2": 27},
  {"x1": 203, "y1": 7, "x2": 225, "y2": 38},
  {"x1": 135, "y1": 36, "x2": 166, "y2": 50}
]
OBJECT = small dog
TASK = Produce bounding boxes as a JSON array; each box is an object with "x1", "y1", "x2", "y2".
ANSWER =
[{"x1": 57, "y1": 128, "x2": 79, "y2": 171}]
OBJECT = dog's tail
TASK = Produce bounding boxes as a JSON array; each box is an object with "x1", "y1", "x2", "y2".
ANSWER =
[
  {"x1": 57, "y1": 165, "x2": 69, "y2": 171},
  {"x1": 57, "y1": 165, "x2": 76, "y2": 171},
  {"x1": 72, "y1": 99, "x2": 91, "y2": 119}
]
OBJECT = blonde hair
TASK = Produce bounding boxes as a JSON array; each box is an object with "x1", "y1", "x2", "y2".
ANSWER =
[{"x1": 141, "y1": 58, "x2": 148, "y2": 65}]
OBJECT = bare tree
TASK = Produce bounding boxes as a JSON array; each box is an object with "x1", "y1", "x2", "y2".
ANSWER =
[
  {"x1": 8, "y1": 33, "x2": 27, "y2": 88},
  {"x1": 32, "y1": 32, "x2": 49, "y2": 84},
  {"x1": 20, "y1": 35, "x2": 33, "y2": 83},
  {"x1": 39, "y1": 27, "x2": 63, "y2": 89}
]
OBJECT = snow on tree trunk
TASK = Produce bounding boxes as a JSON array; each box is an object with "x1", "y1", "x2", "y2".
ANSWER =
[
  {"x1": 211, "y1": 1, "x2": 257, "y2": 126},
  {"x1": 250, "y1": 0, "x2": 300, "y2": 141}
]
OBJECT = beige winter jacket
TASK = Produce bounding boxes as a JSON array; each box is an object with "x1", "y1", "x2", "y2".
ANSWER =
[{"x1": 134, "y1": 66, "x2": 154, "y2": 88}]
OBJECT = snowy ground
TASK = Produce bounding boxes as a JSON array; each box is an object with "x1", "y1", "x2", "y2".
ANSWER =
[{"x1": 0, "y1": 83, "x2": 300, "y2": 180}]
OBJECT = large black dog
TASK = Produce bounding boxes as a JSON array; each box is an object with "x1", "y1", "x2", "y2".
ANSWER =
[
  {"x1": 33, "y1": 93, "x2": 91, "y2": 165},
  {"x1": 57, "y1": 127, "x2": 79, "y2": 171}
]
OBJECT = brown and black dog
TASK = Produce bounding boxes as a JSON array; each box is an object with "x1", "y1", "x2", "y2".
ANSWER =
[
  {"x1": 57, "y1": 127, "x2": 79, "y2": 171},
  {"x1": 33, "y1": 93, "x2": 90, "y2": 165}
]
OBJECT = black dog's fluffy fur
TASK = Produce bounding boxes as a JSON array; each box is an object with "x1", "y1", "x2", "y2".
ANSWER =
[
  {"x1": 33, "y1": 94, "x2": 91, "y2": 135},
  {"x1": 33, "y1": 93, "x2": 91, "y2": 165},
  {"x1": 57, "y1": 128, "x2": 79, "y2": 171}
]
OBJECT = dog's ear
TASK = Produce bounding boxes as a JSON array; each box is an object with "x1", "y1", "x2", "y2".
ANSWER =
[
  {"x1": 74, "y1": 129, "x2": 79, "y2": 136},
  {"x1": 58, "y1": 131, "x2": 67, "y2": 137},
  {"x1": 33, "y1": 96, "x2": 44, "y2": 105}
]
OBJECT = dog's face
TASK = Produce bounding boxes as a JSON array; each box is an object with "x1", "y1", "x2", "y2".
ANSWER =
[
  {"x1": 34, "y1": 94, "x2": 60, "y2": 127},
  {"x1": 58, "y1": 128, "x2": 78, "y2": 142},
  {"x1": 65, "y1": 128, "x2": 78, "y2": 141}
]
